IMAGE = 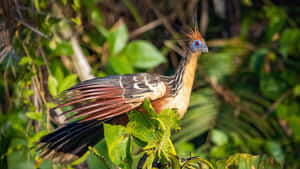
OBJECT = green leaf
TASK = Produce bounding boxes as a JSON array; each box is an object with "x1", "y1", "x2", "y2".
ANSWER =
[
  {"x1": 48, "y1": 75, "x2": 58, "y2": 96},
  {"x1": 169, "y1": 154, "x2": 181, "y2": 169},
  {"x1": 123, "y1": 41, "x2": 166, "y2": 69},
  {"x1": 216, "y1": 153, "x2": 281, "y2": 169},
  {"x1": 7, "y1": 150, "x2": 34, "y2": 169},
  {"x1": 19, "y1": 57, "x2": 31, "y2": 66},
  {"x1": 260, "y1": 74, "x2": 288, "y2": 100},
  {"x1": 157, "y1": 108, "x2": 180, "y2": 130},
  {"x1": 127, "y1": 111, "x2": 157, "y2": 143},
  {"x1": 175, "y1": 141, "x2": 195, "y2": 157},
  {"x1": 141, "y1": 152, "x2": 155, "y2": 169},
  {"x1": 141, "y1": 98, "x2": 157, "y2": 117},
  {"x1": 104, "y1": 123, "x2": 131, "y2": 168},
  {"x1": 26, "y1": 112, "x2": 42, "y2": 121},
  {"x1": 279, "y1": 28, "x2": 300, "y2": 57},
  {"x1": 109, "y1": 55, "x2": 134, "y2": 74},
  {"x1": 39, "y1": 160, "x2": 53, "y2": 169},
  {"x1": 88, "y1": 140, "x2": 115, "y2": 169},
  {"x1": 54, "y1": 66, "x2": 64, "y2": 84},
  {"x1": 62, "y1": 0, "x2": 67, "y2": 5},
  {"x1": 277, "y1": 100, "x2": 300, "y2": 119},
  {"x1": 46, "y1": 102, "x2": 56, "y2": 109},
  {"x1": 107, "y1": 24, "x2": 128, "y2": 55},
  {"x1": 211, "y1": 129, "x2": 229, "y2": 146},
  {"x1": 58, "y1": 74, "x2": 77, "y2": 93},
  {"x1": 250, "y1": 48, "x2": 268, "y2": 74},
  {"x1": 28, "y1": 130, "x2": 48, "y2": 148},
  {"x1": 181, "y1": 156, "x2": 214, "y2": 169},
  {"x1": 294, "y1": 84, "x2": 300, "y2": 96},
  {"x1": 121, "y1": 0, "x2": 142, "y2": 26},
  {"x1": 288, "y1": 116, "x2": 300, "y2": 142},
  {"x1": 264, "y1": 6, "x2": 287, "y2": 41},
  {"x1": 34, "y1": 0, "x2": 40, "y2": 11},
  {"x1": 54, "y1": 41, "x2": 74, "y2": 56},
  {"x1": 280, "y1": 69, "x2": 298, "y2": 86},
  {"x1": 210, "y1": 145, "x2": 227, "y2": 158},
  {"x1": 265, "y1": 141, "x2": 285, "y2": 165},
  {"x1": 72, "y1": 0, "x2": 80, "y2": 11},
  {"x1": 199, "y1": 50, "x2": 236, "y2": 80},
  {"x1": 71, "y1": 16, "x2": 82, "y2": 25}
]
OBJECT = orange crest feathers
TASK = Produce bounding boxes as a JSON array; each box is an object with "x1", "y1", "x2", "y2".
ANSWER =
[{"x1": 185, "y1": 27, "x2": 205, "y2": 42}]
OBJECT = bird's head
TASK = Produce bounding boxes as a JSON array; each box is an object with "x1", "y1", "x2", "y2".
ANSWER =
[{"x1": 186, "y1": 28, "x2": 208, "y2": 53}]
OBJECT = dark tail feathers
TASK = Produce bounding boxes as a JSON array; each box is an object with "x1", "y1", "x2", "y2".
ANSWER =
[{"x1": 37, "y1": 119, "x2": 104, "y2": 164}]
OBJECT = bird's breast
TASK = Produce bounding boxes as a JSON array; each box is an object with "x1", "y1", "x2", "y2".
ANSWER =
[{"x1": 152, "y1": 85, "x2": 192, "y2": 118}]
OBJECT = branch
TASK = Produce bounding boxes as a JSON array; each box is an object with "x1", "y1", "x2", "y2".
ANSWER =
[{"x1": 71, "y1": 37, "x2": 94, "y2": 81}]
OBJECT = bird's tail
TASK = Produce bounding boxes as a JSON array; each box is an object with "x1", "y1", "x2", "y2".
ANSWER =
[{"x1": 36, "y1": 119, "x2": 104, "y2": 164}]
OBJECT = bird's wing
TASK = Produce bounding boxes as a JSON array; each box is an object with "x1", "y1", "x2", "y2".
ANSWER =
[{"x1": 52, "y1": 73, "x2": 167, "y2": 122}]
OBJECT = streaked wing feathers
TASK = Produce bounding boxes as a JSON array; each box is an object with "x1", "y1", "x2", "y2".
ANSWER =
[{"x1": 52, "y1": 73, "x2": 167, "y2": 123}]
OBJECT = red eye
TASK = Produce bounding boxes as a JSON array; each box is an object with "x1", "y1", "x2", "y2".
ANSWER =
[{"x1": 195, "y1": 41, "x2": 199, "y2": 46}]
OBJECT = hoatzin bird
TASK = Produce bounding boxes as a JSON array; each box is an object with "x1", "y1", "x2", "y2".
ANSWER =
[{"x1": 36, "y1": 28, "x2": 208, "y2": 164}]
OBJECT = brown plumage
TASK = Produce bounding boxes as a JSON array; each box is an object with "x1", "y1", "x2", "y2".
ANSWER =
[{"x1": 36, "y1": 28, "x2": 208, "y2": 164}]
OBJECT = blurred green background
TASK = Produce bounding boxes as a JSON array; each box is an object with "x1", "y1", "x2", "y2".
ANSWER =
[{"x1": 0, "y1": 0, "x2": 299, "y2": 168}]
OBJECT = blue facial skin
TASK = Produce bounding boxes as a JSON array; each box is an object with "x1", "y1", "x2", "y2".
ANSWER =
[{"x1": 191, "y1": 40, "x2": 208, "y2": 53}]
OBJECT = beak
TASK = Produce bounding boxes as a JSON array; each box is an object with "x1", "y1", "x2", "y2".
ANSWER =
[{"x1": 201, "y1": 45, "x2": 208, "y2": 53}]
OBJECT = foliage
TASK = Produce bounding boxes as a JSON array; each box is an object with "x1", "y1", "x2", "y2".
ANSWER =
[
  {"x1": 86, "y1": 101, "x2": 281, "y2": 169},
  {"x1": 0, "y1": 0, "x2": 300, "y2": 169},
  {"x1": 101, "y1": 99, "x2": 179, "y2": 169}
]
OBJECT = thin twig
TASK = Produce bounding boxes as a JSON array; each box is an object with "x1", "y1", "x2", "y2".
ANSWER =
[
  {"x1": 200, "y1": 0, "x2": 208, "y2": 35},
  {"x1": 13, "y1": 0, "x2": 23, "y2": 19},
  {"x1": 146, "y1": 0, "x2": 186, "y2": 49},
  {"x1": 22, "y1": 32, "x2": 51, "y2": 130},
  {"x1": 164, "y1": 40, "x2": 185, "y2": 57},
  {"x1": 0, "y1": 46, "x2": 11, "y2": 63},
  {"x1": 19, "y1": 20, "x2": 49, "y2": 39},
  {"x1": 39, "y1": 46, "x2": 51, "y2": 75},
  {"x1": 129, "y1": 19, "x2": 163, "y2": 39}
]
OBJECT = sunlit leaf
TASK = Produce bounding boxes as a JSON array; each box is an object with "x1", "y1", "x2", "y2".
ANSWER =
[
  {"x1": 109, "y1": 55, "x2": 134, "y2": 74},
  {"x1": 123, "y1": 41, "x2": 166, "y2": 69},
  {"x1": 127, "y1": 111, "x2": 157, "y2": 143},
  {"x1": 58, "y1": 74, "x2": 77, "y2": 92},
  {"x1": 54, "y1": 41, "x2": 74, "y2": 56},
  {"x1": 26, "y1": 112, "x2": 42, "y2": 121},
  {"x1": 71, "y1": 16, "x2": 82, "y2": 25},
  {"x1": 19, "y1": 57, "x2": 31, "y2": 66},
  {"x1": 107, "y1": 24, "x2": 128, "y2": 55},
  {"x1": 175, "y1": 141, "x2": 195, "y2": 157},
  {"x1": 211, "y1": 129, "x2": 228, "y2": 146},
  {"x1": 48, "y1": 75, "x2": 58, "y2": 96},
  {"x1": 294, "y1": 84, "x2": 300, "y2": 96},
  {"x1": 54, "y1": 66, "x2": 64, "y2": 84},
  {"x1": 104, "y1": 123, "x2": 131, "y2": 168},
  {"x1": 72, "y1": 0, "x2": 80, "y2": 11}
]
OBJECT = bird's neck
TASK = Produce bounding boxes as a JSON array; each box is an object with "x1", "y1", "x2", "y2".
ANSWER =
[{"x1": 173, "y1": 52, "x2": 199, "y2": 95}]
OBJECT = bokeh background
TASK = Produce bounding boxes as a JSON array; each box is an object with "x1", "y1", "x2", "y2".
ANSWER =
[{"x1": 0, "y1": 0, "x2": 299, "y2": 168}]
